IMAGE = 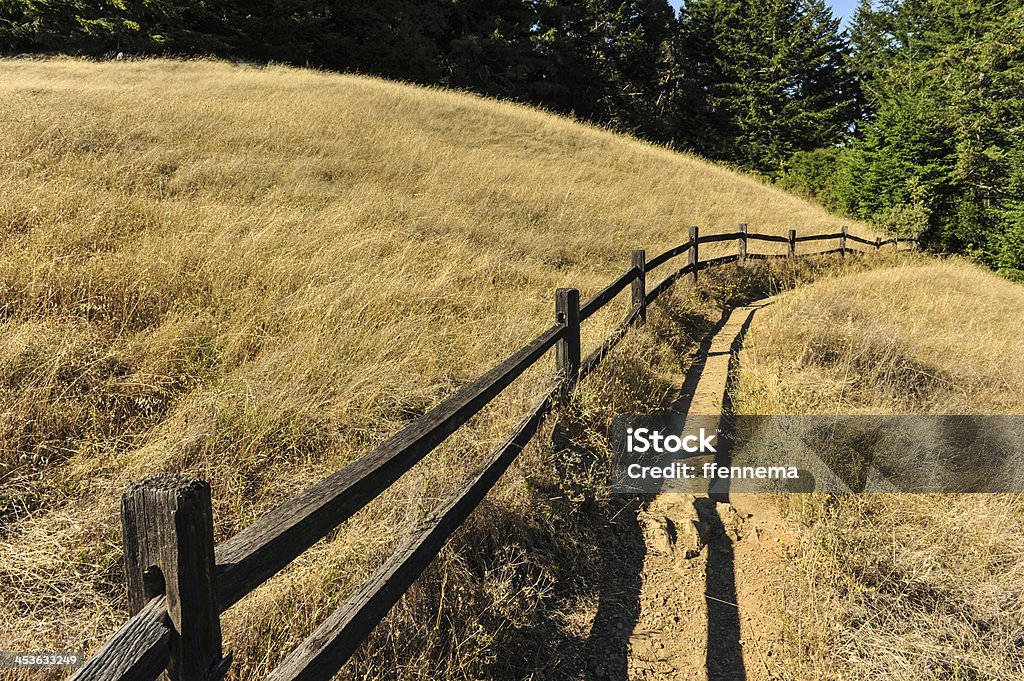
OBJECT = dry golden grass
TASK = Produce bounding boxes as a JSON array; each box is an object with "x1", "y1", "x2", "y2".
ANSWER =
[
  {"x1": 0, "y1": 57, "x2": 867, "y2": 679},
  {"x1": 734, "y1": 259, "x2": 1024, "y2": 680}
]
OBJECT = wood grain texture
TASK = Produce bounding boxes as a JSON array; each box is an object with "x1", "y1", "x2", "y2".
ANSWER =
[
  {"x1": 631, "y1": 250, "x2": 647, "y2": 325},
  {"x1": 69, "y1": 598, "x2": 170, "y2": 681},
  {"x1": 122, "y1": 475, "x2": 224, "y2": 681}
]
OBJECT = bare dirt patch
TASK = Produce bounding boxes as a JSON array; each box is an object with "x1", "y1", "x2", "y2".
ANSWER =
[{"x1": 630, "y1": 492, "x2": 797, "y2": 681}]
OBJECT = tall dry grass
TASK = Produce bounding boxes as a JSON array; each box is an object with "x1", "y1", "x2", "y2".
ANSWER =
[
  {"x1": 0, "y1": 57, "x2": 866, "y2": 678},
  {"x1": 734, "y1": 259, "x2": 1024, "y2": 680}
]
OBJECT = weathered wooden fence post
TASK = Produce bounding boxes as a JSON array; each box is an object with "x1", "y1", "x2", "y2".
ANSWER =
[
  {"x1": 738, "y1": 223, "x2": 748, "y2": 263},
  {"x1": 788, "y1": 229, "x2": 797, "y2": 258},
  {"x1": 689, "y1": 226, "x2": 699, "y2": 285},
  {"x1": 631, "y1": 250, "x2": 646, "y2": 325},
  {"x1": 122, "y1": 474, "x2": 229, "y2": 681},
  {"x1": 840, "y1": 226, "x2": 848, "y2": 260},
  {"x1": 875, "y1": 236, "x2": 881, "y2": 251},
  {"x1": 555, "y1": 288, "x2": 580, "y2": 397}
]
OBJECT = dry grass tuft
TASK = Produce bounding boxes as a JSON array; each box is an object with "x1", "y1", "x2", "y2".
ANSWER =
[
  {"x1": 0, "y1": 57, "x2": 868, "y2": 678},
  {"x1": 735, "y1": 259, "x2": 1024, "y2": 680}
]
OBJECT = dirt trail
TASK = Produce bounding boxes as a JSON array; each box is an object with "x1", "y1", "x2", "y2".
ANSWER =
[{"x1": 626, "y1": 300, "x2": 799, "y2": 681}]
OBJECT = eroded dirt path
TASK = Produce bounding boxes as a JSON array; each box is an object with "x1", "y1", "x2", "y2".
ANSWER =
[{"x1": 626, "y1": 301, "x2": 799, "y2": 681}]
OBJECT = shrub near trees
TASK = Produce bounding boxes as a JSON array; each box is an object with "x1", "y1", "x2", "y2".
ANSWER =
[{"x1": 2, "y1": 1, "x2": 1021, "y2": 274}]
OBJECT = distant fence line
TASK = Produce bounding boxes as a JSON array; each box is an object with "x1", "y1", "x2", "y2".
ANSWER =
[{"x1": 70, "y1": 225, "x2": 912, "y2": 681}]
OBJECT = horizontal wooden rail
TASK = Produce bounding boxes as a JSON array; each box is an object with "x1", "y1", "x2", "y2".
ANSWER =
[
  {"x1": 580, "y1": 303, "x2": 644, "y2": 379},
  {"x1": 745, "y1": 252, "x2": 788, "y2": 261},
  {"x1": 795, "y1": 232, "x2": 843, "y2": 242},
  {"x1": 698, "y1": 254, "x2": 741, "y2": 271},
  {"x1": 74, "y1": 223, "x2": 909, "y2": 681},
  {"x1": 746, "y1": 233, "x2": 790, "y2": 244},
  {"x1": 846, "y1": 234, "x2": 876, "y2": 246},
  {"x1": 696, "y1": 231, "x2": 743, "y2": 244},
  {"x1": 71, "y1": 598, "x2": 169, "y2": 681},
  {"x1": 645, "y1": 263, "x2": 694, "y2": 304}
]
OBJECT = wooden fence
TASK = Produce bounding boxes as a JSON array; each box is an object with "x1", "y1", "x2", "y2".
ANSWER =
[{"x1": 69, "y1": 226, "x2": 911, "y2": 681}]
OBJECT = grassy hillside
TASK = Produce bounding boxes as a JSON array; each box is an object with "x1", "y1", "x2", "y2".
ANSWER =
[
  {"x1": 0, "y1": 58, "x2": 866, "y2": 678},
  {"x1": 734, "y1": 260, "x2": 1024, "y2": 679}
]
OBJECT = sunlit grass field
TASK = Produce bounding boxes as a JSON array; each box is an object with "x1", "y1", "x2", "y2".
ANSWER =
[
  {"x1": 735, "y1": 261, "x2": 1024, "y2": 679},
  {"x1": 0, "y1": 57, "x2": 869, "y2": 678}
]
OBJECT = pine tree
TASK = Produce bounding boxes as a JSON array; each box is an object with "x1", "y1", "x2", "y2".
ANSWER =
[
  {"x1": 529, "y1": 0, "x2": 609, "y2": 120},
  {"x1": 325, "y1": 1, "x2": 445, "y2": 82},
  {"x1": 841, "y1": 0, "x2": 1024, "y2": 256},
  {"x1": 676, "y1": 0, "x2": 857, "y2": 173},
  {"x1": 594, "y1": 0, "x2": 680, "y2": 141},
  {"x1": 440, "y1": 0, "x2": 539, "y2": 99}
]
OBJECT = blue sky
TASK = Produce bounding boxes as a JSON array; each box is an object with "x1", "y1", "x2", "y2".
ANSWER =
[{"x1": 669, "y1": 1, "x2": 859, "y2": 27}]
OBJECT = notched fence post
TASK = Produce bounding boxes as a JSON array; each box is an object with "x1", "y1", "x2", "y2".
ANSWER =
[
  {"x1": 840, "y1": 225, "x2": 848, "y2": 260},
  {"x1": 689, "y1": 226, "x2": 699, "y2": 285},
  {"x1": 738, "y1": 223, "x2": 748, "y2": 263},
  {"x1": 789, "y1": 229, "x2": 797, "y2": 258},
  {"x1": 554, "y1": 288, "x2": 580, "y2": 399},
  {"x1": 122, "y1": 474, "x2": 229, "y2": 681},
  {"x1": 631, "y1": 249, "x2": 646, "y2": 325},
  {"x1": 875, "y1": 236, "x2": 881, "y2": 250}
]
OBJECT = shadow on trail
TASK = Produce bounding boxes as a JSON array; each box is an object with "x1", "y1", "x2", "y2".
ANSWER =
[
  {"x1": 577, "y1": 496, "x2": 646, "y2": 679},
  {"x1": 696, "y1": 301, "x2": 764, "y2": 681},
  {"x1": 679, "y1": 301, "x2": 765, "y2": 681}
]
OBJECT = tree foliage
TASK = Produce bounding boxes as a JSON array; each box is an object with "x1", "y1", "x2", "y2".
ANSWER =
[
  {"x1": 839, "y1": 0, "x2": 1024, "y2": 273},
  {"x1": 677, "y1": 0, "x2": 857, "y2": 172}
]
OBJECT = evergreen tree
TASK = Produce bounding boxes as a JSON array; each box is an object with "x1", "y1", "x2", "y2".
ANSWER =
[
  {"x1": 529, "y1": 0, "x2": 609, "y2": 120},
  {"x1": 595, "y1": 0, "x2": 680, "y2": 140},
  {"x1": 440, "y1": 0, "x2": 540, "y2": 99},
  {"x1": 325, "y1": 1, "x2": 444, "y2": 82},
  {"x1": 841, "y1": 0, "x2": 1024, "y2": 259},
  {"x1": 836, "y1": 86, "x2": 956, "y2": 238},
  {"x1": 676, "y1": 0, "x2": 857, "y2": 173}
]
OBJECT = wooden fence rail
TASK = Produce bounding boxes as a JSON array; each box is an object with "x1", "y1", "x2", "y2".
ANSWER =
[{"x1": 69, "y1": 226, "x2": 915, "y2": 681}]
